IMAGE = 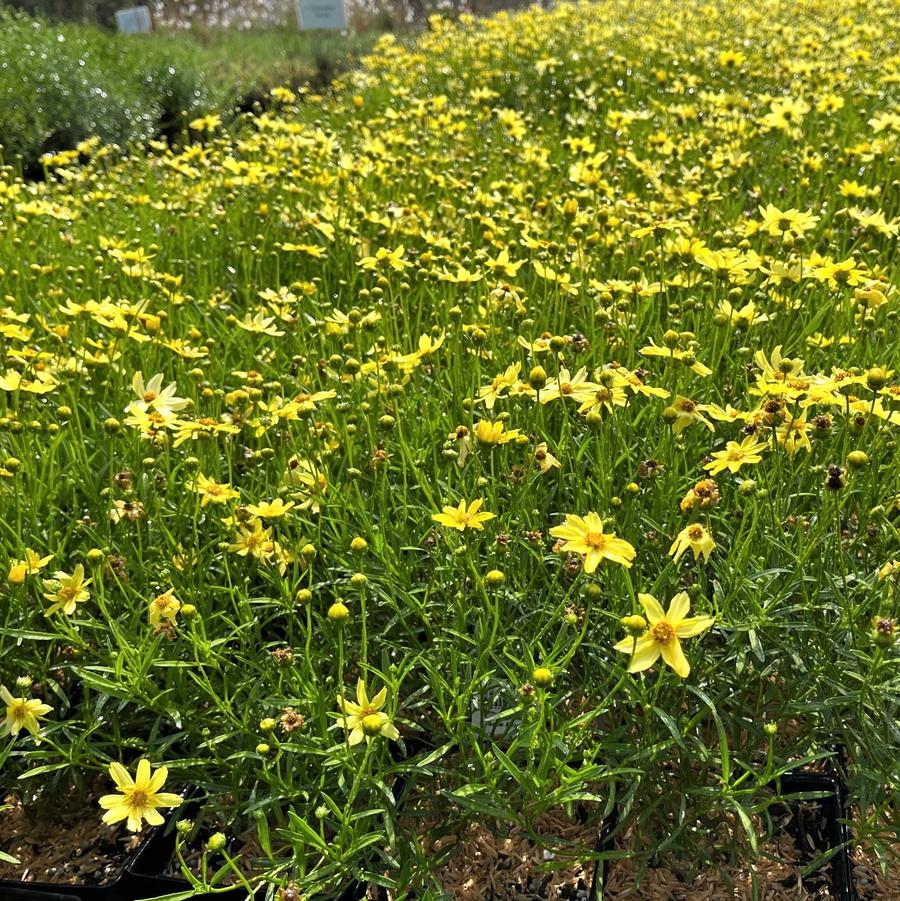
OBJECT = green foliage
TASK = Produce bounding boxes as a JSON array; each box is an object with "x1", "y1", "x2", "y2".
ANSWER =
[{"x1": 0, "y1": 9, "x2": 374, "y2": 171}]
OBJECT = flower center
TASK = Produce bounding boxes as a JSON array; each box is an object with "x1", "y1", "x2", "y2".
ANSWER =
[
  {"x1": 128, "y1": 790, "x2": 150, "y2": 810},
  {"x1": 651, "y1": 622, "x2": 675, "y2": 644},
  {"x1": 687, "y1": 525, "x2": 705, "y2": 540},
  {"x1": 584, "y1": 531, "x2": 606, "y2": 549},
  {"x1": 143, "y1": 391, "x2": 158, "y2": 402}
]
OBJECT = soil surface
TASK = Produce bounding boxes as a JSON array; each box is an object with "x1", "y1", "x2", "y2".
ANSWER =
[
  {"x1": 0, "y1": 789, "x2": 142, "y2": 885},
  {"x1": 419, "y1": 810, "x2": 600, "y2": 900},
  {"x1": 604, "y1": 802, "x2": 838, "y2": 900}
]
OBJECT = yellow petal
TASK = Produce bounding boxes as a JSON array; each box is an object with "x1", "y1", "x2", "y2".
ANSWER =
[
  {"x1": 102, "y1": 804, "x2": 129, "y2": 824},
  {"x1": 134, "y1": 759, "x2": 151, "y2": 789},
  {"x1": 109, "y1": 762, "x2": 134, "y2": 790},
  {"x1": 638, "y1": 593, "x2": 666, "y2": 624},
  {"x1": 150, "y1": 792, "x2": 184, "y2": 808},
  {"x1": 627, "y1": 636, "x2": 661, "y2": 673},
  {"x1": 147, "y1": 764, "x2": 168, "y2": 793},
  {"x1": 675, "y1": 615, "x2": 715, "y2": 638},
  {"x1": 660, "y1": 638, "x2": 690, "y2": 678},
  {"x1": 143, "y1": 808, "x2": 165, "y2": 827},
  {"x1": 613, "y1": 635, "x2": 644, "y2": 654},
  {"x1": 667, "y1": 592, "x2": 691, "y2": 625}
]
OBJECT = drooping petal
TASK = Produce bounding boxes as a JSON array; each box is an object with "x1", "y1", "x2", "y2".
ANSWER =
[
  {"x1": 638, "y1": 593, "x2": 666, "y2": 624},
  {"x1": 348, "y1": 726, "x2": 365, "y2": 746},
  {"x1": 583, "y1": 549, "x2": 600, "y2": 574},
  {"x1": 102, "y1": 803, "x2": 129, "y2": 824},
  {"x1": 627, "y1": 636, "x2": 661, "y2": 673},
  {"x1": 143, "y1": 808, "x2": 165, "y2": 827},
  {"x1": 613, "y1": 635, "x2": 645, "y2": 654},
  {"x1": 660, "y1": 638, "x2": 690, "y2": 678}
]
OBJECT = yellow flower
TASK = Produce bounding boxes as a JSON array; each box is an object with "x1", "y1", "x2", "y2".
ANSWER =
[
  {"x1": 192, "y1": 474, "x2": 239, "y2": 506},
  {"x1": 704, "y1": 436, "x2": 768, "y2": 475},
  {"x1": 670, "y1": 523, "x2": 716, "y2": 563},
  {"x1": 668, "y1": 396, "x2": 716, "y2": 435},
  {"x1": 549, "y1": 512, "x2": 635, "y2": 573},
  {"x1": 42, "y1": 564, "x2": 92, "y2": 616},
  {"x1": 432, "y1": 498, "x2": 495, "y2": 531},
  {"x1": 336, "y1": 679, "x2": 399, "y2": 746},
  {"x1": 533, "y1": 442, "x2": 561, "y2": 472},
  {"x1": 129, "y1": 371, "x2": 190, "y2": 417},
  {"x1": 149, "y1": 589, "x2": 181, "y2": 628},
  {"x1": 246, "y1": 498, "x2": 296, "y2": 518},
  {"x1": 98, "y1": 759, "x2": 183, "y2": 833},
  {"x1": 474, "y1": 419, "x2": 522, "y2": 446},
  {"x1": 8, "y1": 548, "x2": 54, "y2": 584},
  {"x1": 757, "y1": 203, "x2": 819, "y2": 236},
  {"x1": 614, "y1": 592, "x2": 714, "y2": 678},
  {"x1": 1, "y1": 685, "x2": 52, "y2": 738},
  {"x1": 679, "y1": 479, "x2": 720, "y2": 512}
]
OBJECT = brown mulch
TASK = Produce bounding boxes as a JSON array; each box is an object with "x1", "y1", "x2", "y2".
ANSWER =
[
  {"x1": 603, "y1": 832, "x2": 834, "y2": 900},
  {"x1": 0, "y1": 790, "x2": 142, "y2": 885},
  {"x1": 420, "y1": 810, "x2": 600, "y2": 900}
]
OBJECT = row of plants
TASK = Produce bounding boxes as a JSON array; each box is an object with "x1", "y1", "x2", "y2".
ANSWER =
[
  {"x1": 0, "y1": 0, "x2": 898, "y2": 896},
  {"x1": 0, "y1": 8, "x2": 374, "y2": 175}
]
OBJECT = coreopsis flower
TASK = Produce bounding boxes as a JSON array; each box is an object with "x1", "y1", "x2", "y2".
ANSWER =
[
  {"x1": 614, "y1": 592, "x2": 715, "y2": 678},
  {"x1": 680, "y1": 479, "x2": 720, "y2": 512},
  {"x1": 149, "y1": 589, "x2": 181, "y2": 628},
  {"x1": 336, "y1": 680, "x2": 399, "y2": 746},
  {"x1": 477, "y1": 363, "x2": 522, "y2": 409},
  {"x1": 8, "y1": 548, "x2": 54, "y2": 584},
  {"x1": 704, "y1": 436, "x2": 768, "y2": 475},
  {"x1": 246, "y1": 498, "x2": 296, "y2": 518},
  {"x1": 667, "y1": 396, "x2": 716, "y2": 435},
  {"x1": 1, "y1": 685, "x2": 52, "y2": 738},
  {"x1": 757, "y1": 203, "x2": 819, "y2": 236},
  {"x1": 539, "y1": 367, "x2": 597, "y2": 404},
  {"x1": 42, "y1": 564, "x2": 92, "y2": 616},
  {"x1": 229, "y1": 519, "x2": 276, "y2": 561},
  {"x1": 549, "y1": 512, "x2": 635, "y2": 572},
  {"x1": 670, "y1": 523, "x2": 716, "y2": 563},
  {"x1": 358, "y1": 245, "x2": 409, "y2": 271},
  {"x1": 192, "y1": 474, "x2": 240, "y2": 506},
  {"x1": 474, "y1": 419, "x2": 523, "y2": 447},
  {"x1": 282, "y1": 457, "x2": 328, "y2": 513},
  {"x1": 99, "y1": 760, "x2": 182, "y2": 833},
  {"x1": 533, "y1": 442, "x2": 561, "y2": 472},
  {"x1": 129, "y1": 371, "x2": 190, "y2": 417},
  {"x1": 432, "y1": 498, "x2": 495, "y2": 531}
]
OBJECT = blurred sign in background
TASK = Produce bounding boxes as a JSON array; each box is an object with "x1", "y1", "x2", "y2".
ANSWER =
[
  {"x1": 296, "y1": 0, "x2": 345, "y2": 29},
  {"x1": 1, "y1": 0, "x2": 533, "y2": 28},
  {"x1": 114, "y1": 4, "x2": 152, "y2": 30}
]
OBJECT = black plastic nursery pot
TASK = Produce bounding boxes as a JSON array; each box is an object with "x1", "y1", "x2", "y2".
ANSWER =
[
  {"x1": 772, "y1": 771, "x2": 856, "y2": 901},
  {"x1": 0, "y1": 829, "x2": 153, "y2": 901}
]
